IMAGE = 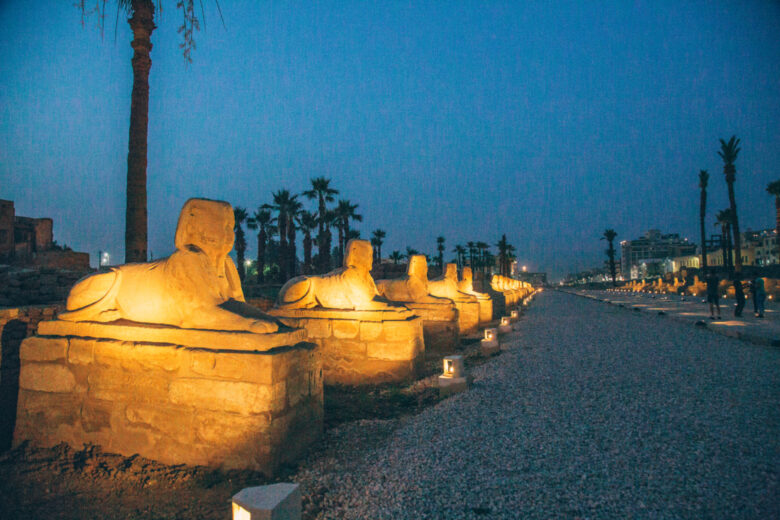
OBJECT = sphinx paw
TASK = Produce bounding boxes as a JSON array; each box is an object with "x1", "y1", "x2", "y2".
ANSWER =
[{"x1": 250, "y1": 320, "x2": 278, "y2": 334}]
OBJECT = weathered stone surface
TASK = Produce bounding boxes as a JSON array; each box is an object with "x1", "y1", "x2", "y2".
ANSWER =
[
  {"x1": 359, "y1": 321, "x2": 383, "y2": 341},
  {"x1": 67, "y1": 337, "x2": 94, "y2": 365},
  {"x1": 19, "y1": 336, "x2": 68, "y2": 362},
  {"x1": 332, "y1": 320, "x2": 360, "y2": 339},
  {"x1": 19, "y1": 363, "x2": 76, "y2": 393}
]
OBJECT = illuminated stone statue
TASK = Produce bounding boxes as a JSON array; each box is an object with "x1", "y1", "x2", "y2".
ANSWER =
[
  {"x1": 429, "y1": 264, "x2": 477, "y2": 303},
  {"x1": 276, "y1": 239, "x2": 390, "y2": 310},
  {"x1": 59, "y1": 198, "x2": 279, "y2": 333},
  {"x1": 376, "y1": 255, "x2": 441, "y2": 303},
  {"x1": 457, "y1": 267, "x2": 493, "y2": 324}
]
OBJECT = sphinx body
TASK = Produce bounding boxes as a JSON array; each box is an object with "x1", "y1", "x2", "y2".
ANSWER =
[
  {"x1": 59, "y1": 198, "x2": 278, "y2": 334},
  {"x1": 376, "y1": 255, "x2": 443, "y2": 303},
  {"x1": 429, "y1": 264, "x2": 477, "y2": 303},
  {"x1": 458, "y1": 267, "x2": 493, "y2": 324},
  {"x1": 277, "y1": 239, "x2": 390, "y2": 310}
]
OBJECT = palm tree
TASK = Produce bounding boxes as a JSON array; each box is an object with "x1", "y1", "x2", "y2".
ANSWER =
[
  {"x1": 286, "y1": 197, "x2": 303, "y2": 278},
  {"x1": 601, "y1": 229, "x2": 618, "y2": 286},
  {"x1": 453, "y1": 245, "x2": 466, "y2": 269},
  {"x1": 496, "y1": 235, "x2": 511, "y2": 276},
  {"x1": 296, "y1": 210, "x2": 318, "y2": 275},
  {"x1": 436, "y1": 236, "x2": 445, "y2": 269},
  {"x1": 767, "y1": 180, "x2": 780, "y2": 260},
  {"x1": 303, "y1": 177, "x2": 338, "y2": 272},
  {"x1": 466, "y1": 241, "x2": 477, "y2": 268},
  {"x1": 699, "y1": 170, "x2": 709, "y2": 274},
  {"x1": 715, "y1": 209, "x2": 734, "y2": 273},
  {"x1": 265, "y1": 190, "x2": 300, "y2": 282},
  {"x1": 371, "y1": 229, "x2": 386, "y2": 262},
  {"x1": 247, "y1": 208, "x2": 273, "y2": 282},
  {"x1": 405, "y1": 246, "x2": 419, "y2": 260},
  {"x1": 233, "y1": 206, "x2": 248, "y2": 282},
  {"x1": 718, "y1": 136, "x2": 745, "y2": 316},
  {"x1": 475, "y1": 241, "x2": 490, "y2": 274},
  {"x1": 334, "y1": 199, "x2": 362, "y2": 265},
  {"x1": 80, "y1": 1, "x2": 203, "y2": 262},
  {"x1": 389, "y1": 251, "x2": 403, "y2": 265}
]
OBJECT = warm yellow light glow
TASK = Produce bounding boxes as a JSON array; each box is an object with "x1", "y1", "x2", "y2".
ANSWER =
[
  {"x1": 501, "y1": 317, "x2": 510, "y2": 326},
  {"x1": 233, "y1": 505, "x2": 251, "y2": 520},
  {"x1": 485, "y1": 329, "x2": 495, "y2": 340},
  {"x1": 445, "y1": 359, "x2": 454, "y2": 374}
]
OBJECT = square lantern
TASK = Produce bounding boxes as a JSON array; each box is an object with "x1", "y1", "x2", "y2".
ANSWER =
[
  {"x1": 510, "y1": 309, "x2": 519, "y2": 321},
  {"x1": 481, "y1": 327, "x2": 499, "y2": 355},
  {"x1": 438, "y1": 355, "x2": 467, "y2": 396},
  {"x1": 498, "y1": 316, "x2": 512, "y2": 334}
]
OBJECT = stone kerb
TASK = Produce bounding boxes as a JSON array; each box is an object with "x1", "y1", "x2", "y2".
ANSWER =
[
  {"x1": 268, "y1": 308, "x2": 424, "y2": 385},
  {"x1": 403, "y1": 301, "x2": 460, "y2": 354},
  {"x1": 13, "y1": 323, "x2": 323, "y2": 476}
]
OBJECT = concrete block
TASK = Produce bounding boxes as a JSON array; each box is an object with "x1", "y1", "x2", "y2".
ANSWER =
[
  {"x1": 438, "y1": 376, "x2": 468, "y2": 397},
  {"x1": 232, "y1": 483, "x2": 301, "y2": 520}
]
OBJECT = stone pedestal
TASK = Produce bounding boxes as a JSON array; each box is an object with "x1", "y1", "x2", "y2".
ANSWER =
[
  {"x1": 454, "y1": 300, "x2": 480, "y2": 336},
  {"x1": 485, "y1": 288, "x2": 506, "y2": 319},
  {"x1": 480, "y1": 338, "x2": 499, "y2": 356},
  {"x1": 476, "y1": 297, "x2": 493, "y2": 325},
  {"x1": 498, "y1": 318, "x2": 512, "y2": 334},
  {"x1": 232, "y1": 483, "x2": 301, "y2": 520},
  {"x1": 13, "y1": 320, "x2": 322, "y2": 476},
  {"x1": 404, "y1": 301, "x2": 459, "y2": 353},
  {"x1": 268, "y1": 307, "x2": 424, "y2": 385},
  {"x1": 438, "y1": 375, "x2": 467, "y2": 396}
]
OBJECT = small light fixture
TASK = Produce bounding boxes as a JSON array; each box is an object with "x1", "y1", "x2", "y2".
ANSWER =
[
  {"x1": 510, "y1": 309, "x2": 519, "y2": 320},
  {"x1": 484, "y1": 328, "x2": 496, "y2": 341}
]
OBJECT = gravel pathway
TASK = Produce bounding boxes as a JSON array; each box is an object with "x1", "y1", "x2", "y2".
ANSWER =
[{"x1": 294, "y1": 290, "x2": 779, "y2": 519}]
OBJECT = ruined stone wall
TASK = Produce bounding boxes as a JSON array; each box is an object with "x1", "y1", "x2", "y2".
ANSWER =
[
  {"x1": 13, "y1": 335, "x2": 323, "y2": 475},
  {"x1": 0, "y1": 267, "x2": 89, "y2": 307},
  {"x1": 0, "y1": 305, "x2": 63, "y2": 450}
]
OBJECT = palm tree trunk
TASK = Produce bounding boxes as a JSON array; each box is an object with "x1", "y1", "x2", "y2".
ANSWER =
[
  {"x1": 287, "y1": 218, "x2": 296, "y2": 278},
  {"x1": 257, "y1": 230, "x2": 266, "y2": 282},
  {"x1": 727, "y1": 181, "x2": 745, "y2": 315},
  {"x1": 337, "y1": 225, "x2": 345, "y2": 266},
  {"x1": 700, "y1": 192, "x2": 708, "y2": 272},
  {"x1": 125, "y1": 0, "x2": 156, "y2": 263},
  {"x1": 303, "y1": 233, "x2": 312, "y2": 274},
  {"x1": 278, "y1": 218, "x2": 287, "y2": 282}
]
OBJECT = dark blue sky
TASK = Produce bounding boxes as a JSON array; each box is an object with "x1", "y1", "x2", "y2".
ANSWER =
[{"x1": 2, "y1": 1, "x2": 779, "y2": 280}]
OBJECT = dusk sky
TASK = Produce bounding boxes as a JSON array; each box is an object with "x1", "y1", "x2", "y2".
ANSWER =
[{"x1": 2, "y1": 0, "x2": 779, "y2": 280}]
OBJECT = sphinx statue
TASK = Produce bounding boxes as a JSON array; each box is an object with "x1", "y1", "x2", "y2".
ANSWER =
[
  {"x1": 457, "y1": 267, "x2": 493, "y2": 324},
  {"x1": 59, "y1": 198, "x2": 279, "y2": 334},
  {"x1": 276, "y1": 239, "x2": 391, "y2": 310},
  {"x1": 376, "y1": 255, "x2": 443, "y2": 303}
]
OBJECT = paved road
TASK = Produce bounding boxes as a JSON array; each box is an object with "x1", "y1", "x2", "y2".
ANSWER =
[{"x1": 295, "y1": 290, "x2": 780, "y2": 519}]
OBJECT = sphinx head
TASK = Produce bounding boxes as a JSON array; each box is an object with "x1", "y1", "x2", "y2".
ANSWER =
[
  {"x1": 444, "y1": 263, "x2": 458, "y2": 281},
  {"x1": 175, "y1": 198, "x2": 234, "y2": 259},
  {"x1": 408, "y1": 254, "x2": 429, "y2": 281},
  {"x1": 461, "y1": 267, "x2": 473, "y2": 284},
  {"x1": 345, "y1": 239, "x2": 374, "y2": 272}
]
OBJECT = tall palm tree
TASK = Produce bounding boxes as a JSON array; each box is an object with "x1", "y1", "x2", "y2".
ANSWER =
[
  {"x1": 371, "y1": 229, "x2": 386, "y2": 262},
  {"x1": 389, "y1": 250, "x2": 403, "y2": 265},
  {"x1": 405, "y1": 246, "x2": 419, "y2": 260},
  {"x1": 466, "y1": 241, "x2": 476, "y2": 268},
  {"x1": 247, "y1": 208, "x2": 273, "y2": 282},
  {"x1": 285, "y1": 197, "x2": 303, "y2": 278},
  {"x1": 475, "y1": 241, "x2": 490, "y2": 274},
  {"x1": 80, "y1": 1, "x2": 203, "y2": 262},
  {"x1": 233, "y1": 206, "x2": 248, "y2": 282},
  {"x1": 265, "y1": 190, "x2": 299, "y2": 282},
  {"x1": 698, "y1": 170, "x2": 709, "y2": 273},
  {"x1": 601, "y1": 229, "x2": 618, "y2": 286},
  {"x1": 436, "y1": 236, "x2": 445, "y2": 269},
  {"x1": 715, "y1": 209, "x2": 734, "y2": 273},
  {"x1": 303, "y1": 177, "x2": 338, "y2": 272},
  {"x1": 296, "y1": 210, "x2": 318, "y2": 275},
  {"x1": 453, "y1": 245, "x2": 466, "y2": 269},
  {"x1": 496, "y1": 235, "x2": 511, "y2": 276},
  {"x1": 334, "y1": 199, "x2": 362, "y2": 264},
  {"x1": 719, "y1": 136, "x2": 745, "y2": 316},
  {"x1": 767, "y1": 180, "x2": 780, "y2": 260}
]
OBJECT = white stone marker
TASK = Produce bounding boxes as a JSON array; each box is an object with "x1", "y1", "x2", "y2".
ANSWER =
[
  {"x1": 232, "y1": 483, "x2": 301, "y2": 520},
  {"x1": 480, "y1": 328, "x2": 499, "y2": 356},
  {"x1": 438, "y1": 355, "x2": 467, "y2": 396},
  {"x1": 498, "y1": 316, "x2": 512, "y2": 334}
]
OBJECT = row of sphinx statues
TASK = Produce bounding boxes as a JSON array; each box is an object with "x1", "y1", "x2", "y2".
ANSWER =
[{"x1": 59, "y1": 198, "x2": 530, "y2": 334}]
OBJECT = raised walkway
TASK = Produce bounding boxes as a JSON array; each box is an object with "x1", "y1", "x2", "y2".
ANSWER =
[{"x1": 293, "y1": 290, "x2": 779, "y2": 519}]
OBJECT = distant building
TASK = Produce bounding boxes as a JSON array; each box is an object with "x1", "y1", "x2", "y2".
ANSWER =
[
  {"x1": 621, "y1": 230, "x2": 697, "y2": 279},
  {"x1": 0, "y1": 199, "x2": 89, "y2": 270},
  {"x1": 517, "y1": 271, "x2": 548, "y2": 286}
]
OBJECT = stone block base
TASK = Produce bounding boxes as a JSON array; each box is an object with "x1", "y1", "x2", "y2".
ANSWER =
[
  {"x1": 232, "y1": 483, "x2": 301, "y2": 520},
  {"x1": 438, "y1": 376, "x2": 467, "y2": 397},
  {"x1": 13, "y1": 322, "x2": 322, "y2": 476},
  {"x1": 404, "y1": 301, "x2": 459, "y2": 353},
  {"x1": 454, "y1": 301, "x2": 481, "y2": 336},
  {"x1": 477, "y1": 298, "x2": 493, "y2": 325},
  {"x1": 269, "y1": 308, "x2": 424, "y2": 385},
  {"x1": 480, "y1": 338, "x2": 499, "y2": 356},
  {"x1": 498, "y1": 323, "x2": 512, "y2": 334}
]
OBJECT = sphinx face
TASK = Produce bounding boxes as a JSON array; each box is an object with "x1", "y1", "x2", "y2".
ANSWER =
[
  {"x1": 345, "y1": 239, "x2": 374, "y2": 271},
  {"x1": 462, "y1": 267, "x2": 473, "y2": 285},
  {"x1": 179, "y1": 199, "x2": 235, "y2": 258},
  {"x1": 408, "y1": 255, "x2": 428, "y2": 281},
  {"x1": 445, "y1": 263, "x2": 458, "y2": 282}
]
